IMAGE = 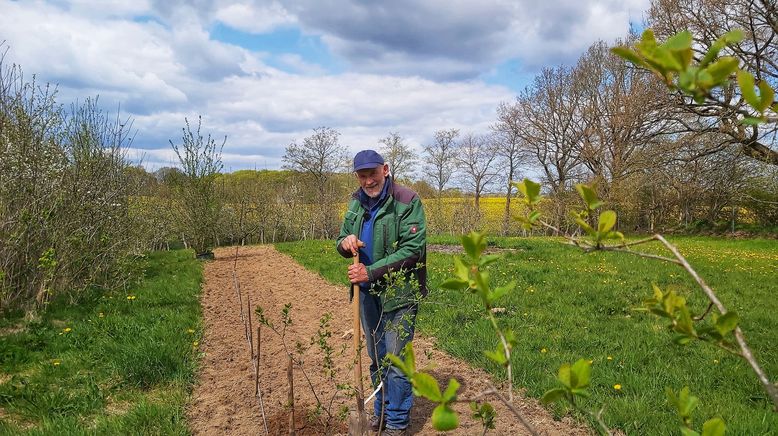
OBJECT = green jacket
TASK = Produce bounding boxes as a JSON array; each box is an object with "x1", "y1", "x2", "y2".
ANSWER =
[{"x1": 336, "y1": 178, "x2": 427, "y2": 312}]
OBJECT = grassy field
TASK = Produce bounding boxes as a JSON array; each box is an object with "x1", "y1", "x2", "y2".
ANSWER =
[
  {"x1": 276, "y1": 236, "x2": 777, "y2": 435},
  {"x1": 0, "y1": 250, "x2": 203, "y2": 435}
]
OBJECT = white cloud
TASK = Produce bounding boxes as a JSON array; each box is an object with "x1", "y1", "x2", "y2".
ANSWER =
[
  {"x1": 214, "y1": 1, "x2": 296, "y2": 33},
  {"x1": 0, "y1": 0, "x2": 650, "y2": 171}
]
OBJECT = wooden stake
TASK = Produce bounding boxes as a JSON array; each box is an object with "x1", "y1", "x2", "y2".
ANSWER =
[
  {"x1": 254, "y1": 324, "x2": 262, "y2": 395},
  {"x1": 247, "y1": 294, "x2": 254, "y2": 359},
  {"x1": 287, "y1": 355, "x2": 295, "y2": 435}
]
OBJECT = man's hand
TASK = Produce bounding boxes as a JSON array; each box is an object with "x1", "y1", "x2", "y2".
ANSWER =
[
  {"x1": 340, "y1": 234, "x2": 364, "y2": 256},
  {"x1": 348, "y1": 263, "x2": 369, "y2": 284}
]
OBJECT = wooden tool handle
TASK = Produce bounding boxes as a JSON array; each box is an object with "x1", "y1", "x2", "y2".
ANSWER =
[{"x1": 352, "y1": 252, "x2": 365, "y2": 413}]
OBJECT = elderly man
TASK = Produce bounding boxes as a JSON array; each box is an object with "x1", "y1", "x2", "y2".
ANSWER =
[{"x1": 336, "y1": 149, "x2": 427, "y2": 435}]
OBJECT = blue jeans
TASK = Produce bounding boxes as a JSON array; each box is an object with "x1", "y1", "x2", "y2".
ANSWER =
[{"x1": 360, "y1": 289, "x2": 416, "y2": 430}]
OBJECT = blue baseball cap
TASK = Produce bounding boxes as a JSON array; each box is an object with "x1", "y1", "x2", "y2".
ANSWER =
[{"x1": 353, "y1": 149, "x2": 385, "y2": 171}]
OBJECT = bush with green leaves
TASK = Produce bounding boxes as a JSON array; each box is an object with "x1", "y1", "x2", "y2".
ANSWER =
[
  {"x1": 169, "y1": 116, "x2": 225, "y2": 256},
  {"x1": 0, "y1": 51, "x2": 144, "y2": 312}
]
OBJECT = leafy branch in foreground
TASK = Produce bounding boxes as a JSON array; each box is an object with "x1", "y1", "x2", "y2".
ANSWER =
[
  {"x1": 612, "y1": 29, "x2": 776, "y2": 125},
  {"x1": 514, "y1": 177, "x2": 778, "y2": 413}
]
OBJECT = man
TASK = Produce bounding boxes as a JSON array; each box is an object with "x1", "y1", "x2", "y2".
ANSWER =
[{"x1": 336, "y1": 149, "x2": 427, "y2": 435}]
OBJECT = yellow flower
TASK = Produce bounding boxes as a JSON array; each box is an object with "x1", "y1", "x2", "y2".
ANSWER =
[
  {"x1": 713, "y1": 359, "x2": 719, "y2": 364},
  {"x1": 63, "y1": 327, "x2": 72, "y2": 333},
  {"x1": 127, "y1": 295, "x2": 136, "y2": 300},
  {"x1": 187, "y1": 329, "x2": 195, "y2": 334},
  {"x1": 192, "y1": 341, "x2": 199, "y2": 347},
  {"x1": 52, "y1": 359, "x2": 61, "y2": 366},
  {"x1": 540, "y1": 348, "x2": 548, "y2": 353},
  {"x1": 607, "y1": 356, "x2": 613, "y2": 361},
  {"x1": 98, "y1": 312, "x2": 104, "y2": 318},
  {"x1": 613, "y1": 384, "x2": 622, "y2": 390}
]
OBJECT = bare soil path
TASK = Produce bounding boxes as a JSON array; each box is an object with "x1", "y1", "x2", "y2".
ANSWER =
[{"x1": 187, "y1": 245, "x2": 589, "y2": 435}]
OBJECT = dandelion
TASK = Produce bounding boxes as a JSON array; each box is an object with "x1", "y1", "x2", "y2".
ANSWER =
[
  {"x1": 52, "y1": 359, "x2": 61, "y2": 366},
  {"x1": 192, "y1": 341, "x2": 199, "y2": 347},
  {"x1": 98, "y1": 312, "x2": 104, "y2": 318},
  {"x1": 713, "y1": 359, "x2": 719, "y2": 364},
  {"x1": 127, "y1": 295, "x2": 136, "y2": 300},
  {"x1": 613, "y1": 384, "x2": 622, "y2": 390},
  {"x1": 187, "y1": 328, "x2": 195, "y2": 334},
  {"x1": 607, "y1": 355, "x2": 613, "y2": 361},
  {"x1": 63, "y1": 327, "x2": 72, "y2": 333},
  {"x1": 541, "y1": 348, "x2": 548, "y2": 353}
]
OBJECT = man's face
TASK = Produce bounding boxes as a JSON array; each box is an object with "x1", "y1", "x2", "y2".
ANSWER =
[{"x1": 355, "y1": 164, "x2": 389, "y2": 198}]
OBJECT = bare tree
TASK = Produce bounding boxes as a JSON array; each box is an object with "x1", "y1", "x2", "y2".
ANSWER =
[
  {"x1": 492, "y1": 100, "x2": 530, "y2": 234},
  {"x1": 647, "y1": 0, "x2": 778, "y2": 165},
  {"x1": 282, "y1": 126, "x2": 347, "y2": 238},
  {"x1": 456, "y1": 133, "x2": 500, "y2": 210},
  {"x1": 574, "y1": 39, "x2": 672, "y2": 209},
  {"x1": 517, "y1": 66, "x2": 587, "y2": 195},
  {"x1": 379, "y1": 131, "x2": 417, "y2": 181},
  {"x1": 422, "y1": 128, "x2": 459, "y2": 200}
]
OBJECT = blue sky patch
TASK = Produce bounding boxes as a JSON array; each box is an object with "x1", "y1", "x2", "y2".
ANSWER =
[{"x1": 210, "y1": 23, "x2": 343, "y2": 74}]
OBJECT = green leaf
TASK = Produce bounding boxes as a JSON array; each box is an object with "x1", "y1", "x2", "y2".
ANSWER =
[
  {"x1": 431, "y1": 403, "x2": 459, "y2": 431},
  {"x1": 479, "y1": 254, "x2": 502, "y2": 268},
  {"x1": 387, "y1": 353, "x2": 409, "y2": 377},
  {"x1": 705, "y1": 57, "x2": 739, "y2": 84},
  {"x1": 653, "y1": 46, "x2": 684, "y2": 72},
  {"x1": 722, "y1": 29, "x2": 745, "y2": 44},
  {"x1": 441, "y1": 378, "x2": 460, "y2": 403},
  {"x1": 598, "y1": 210, "x2": 617, "y2": 234},
  {"x1": 461, "y1": 234, "x2": 478, "y2": 260},
  {"x1": 679, "y1": 387, "x2": 700, "y2": 418},
  {"x1": 528, "y1": 209, "x2": 542, "y2": 223},
  {"x1": 557, "y1": 363, "x2": 573, "y2": 388},
  {"x1": 574, "y1": 215, "x2": 596, "y2": 236},
  {"x1": 742, "y1": 117, "x2": 764, "y2": 125},
  {"x1": 681, "y1": 428, "x2": 701, "y2": 436},
  {"x1": 453, "y1": 257, "x2": 469, "y2": 281},
  {"x1": 679, "y1": 68, "x2": 697, "y2": 92},
  {"x1": 757, "y1": 80, "x2": 775, "y2": 113},
  {"x1": 489, "y1": 281, "x2": 515, "y2": 303},
  {"x1": 484, "y1": 348, "x2": 508, "y2": 366},
  {"x1": 673, "y1": 334, "x2": 694, "y2": 345},
  {"x1": 402, "y1": 342, "x2": 416, "y2": 374},
  {"x1": 737, "y1": 70, "x2": 760, "y2": 110},
  {"x1": 715, "y1": 312, "x2": 739, "y2": 336},
  {"x1": 575, "y1": 184, "x2": 604, "y2": 210},
  {"x1": 675, "y1": 306, "x2": 696, "y2": 337},
  {"x1": 412, "y1": 372, "x2": 442, "y2": 401},
  {"x1": 570, "y1": 388, "x2": 590, "y2": 398},
  {"x1": 541, "y1": 388, "x2": 567, "y2": 405},
  {"x1": 516, "y1": 179, "x2": 542, "y2": 205},
  {"x1": 652, "y1": 284, "x2": 664, "y2": 301},
  {"x1": 570, "y1": 358, "x2": 591, "y2": 389},
  {"x1": 462, "y1": 231, "x2": 486, "y2": 260},
  {"x1": 701, "y1": 417, "x2": 726, "y2": 436},
  {"x1": 440, "y1": 278, "x2": 468, "y2": 290},
  {"x1": 663, "y1": 31, "x2": 692, "y2": 51},
  {"x1": 611, "y1": 46, "x2": 647, "y2": 68}
]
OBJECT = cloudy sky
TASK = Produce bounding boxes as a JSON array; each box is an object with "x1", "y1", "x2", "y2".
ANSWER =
[{"x1": 0, "y1": 0, "x2": 649, "y2": 171}]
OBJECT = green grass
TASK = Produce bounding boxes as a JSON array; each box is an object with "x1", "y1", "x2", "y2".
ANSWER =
[
  {"x1": 276, "y1": 236, "x2": 778, "y2": 435},
  {"x1": 0, "y1": 250, "x2": 203, "y2": 435}
]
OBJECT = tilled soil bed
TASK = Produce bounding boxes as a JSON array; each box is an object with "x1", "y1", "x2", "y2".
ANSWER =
[{"x1": 187, "y1": 245, "x2": 589, "y2": 435}]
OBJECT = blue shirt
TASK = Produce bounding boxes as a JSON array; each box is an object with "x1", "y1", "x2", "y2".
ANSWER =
[{"x1": 358, "y1": 178, "x2": 390, "y2": 290}]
